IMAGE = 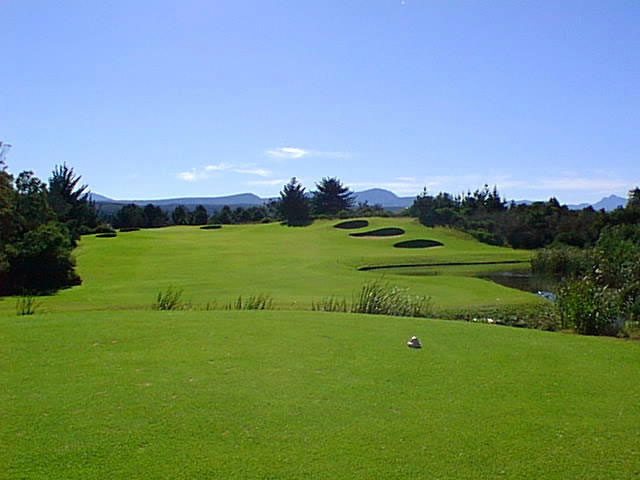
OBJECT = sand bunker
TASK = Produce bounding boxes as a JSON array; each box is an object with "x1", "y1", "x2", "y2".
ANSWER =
[
  {"x1": 393, "y1": 239, "x2": 443, "y2": 248},
  {"x1": 334, "y1": 220, "x2": 369, "y2": 229},
  {"x1": 350, "y1": 227, "x2": 405, "y2": 238}
]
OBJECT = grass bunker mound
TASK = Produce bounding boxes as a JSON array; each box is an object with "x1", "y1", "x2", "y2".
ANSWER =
[
  {"x1": 96, "y1": 232, "x2": 117, "y2": 238},
  {"x1": 200, "y1": 225, "x2": 222, "y2": 230},
  {"x1": 334, "y1": 220, "x2": 369, "y2": 229},
  {"x1": 394, "y1": 239, "x2": 444, "y2": 248},
  {"x1": 119, "y1": 227, "x2": 140, "y2": 233},
  {"x1": 350, "y1": 227, "x2": 405, "y2": 238}
]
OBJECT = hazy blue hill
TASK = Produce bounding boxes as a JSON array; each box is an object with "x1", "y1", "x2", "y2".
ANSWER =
[
  {"x1": 591, "y1": 194, "x2": 627, "y2": 211},
  {"x1": 90, "y1": 190, "x2": 629, "y2": 213},
  {"x1": 352, "y1": 188, "x2": 414, "y2": 207}
]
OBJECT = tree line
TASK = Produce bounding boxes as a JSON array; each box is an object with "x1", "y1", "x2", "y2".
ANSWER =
[{"x1": 0, "y1": 148, "x2": 97, "y2": 294}]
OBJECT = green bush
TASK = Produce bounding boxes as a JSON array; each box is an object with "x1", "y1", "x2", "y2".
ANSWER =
[
  {"x1": 94, "y1": 224, "x2": 116, "y2": 234},
  {"x1": 531, "y1": 247, "x2": 592, "y2": 278},
  {"x1": 556, "y1": 277, "x2": 621, "y2": 336}
]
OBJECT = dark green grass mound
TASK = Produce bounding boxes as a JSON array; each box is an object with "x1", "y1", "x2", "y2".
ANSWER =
[
  {"x1": 95, "y1": 232, "x2": 117, "y2": 238},
  {"x1": 350, "y1": 227, "x2": 405, "y2": 237},
  {"x1": 200, "y1": 225, "x2": 222, "y2": 230},
  {"x1": 334, "y1": 219, "x2": 369, "y2": 229},
  {"x1": 118, "y1": 227, "x2": 140, "y2": 233},
  {"x1": 3, "y1": 310, "x2": 639, "y2": 479},
  {"x1": 394, "y1": 239, "x2": 444, "y2": 248}
]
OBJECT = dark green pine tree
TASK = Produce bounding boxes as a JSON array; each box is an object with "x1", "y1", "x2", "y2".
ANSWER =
[
  {"x1": 311, "y1": 177, "x2": 355, "y2": 215},
  {"x1": 279, "y1": 177, "x2": 311, "y2": 226},
  {"x1": 48, "y1": 163, "x2": 97, "y2": 241}
]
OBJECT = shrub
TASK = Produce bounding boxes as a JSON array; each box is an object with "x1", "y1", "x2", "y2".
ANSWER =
[
  {"x1": 556, "y1": 277, "x2": 622, "y2": 335},
  {"x1": 153, "y1": 286, "x2": 185, "y2": 311},
  {"x1": 225, "y1": 293, "x2": 273, "y2": 310},
  {"x1": 94, "y1": 224, "x2": 116, "y2": 234},
  {"x1": 531, "y1": 247, "x2": 592, "y2": 278}
]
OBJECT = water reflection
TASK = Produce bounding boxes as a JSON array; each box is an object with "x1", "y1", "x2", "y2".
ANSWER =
[{"x1": 477, "y1": 270, "x2": 559, "y2": 298}]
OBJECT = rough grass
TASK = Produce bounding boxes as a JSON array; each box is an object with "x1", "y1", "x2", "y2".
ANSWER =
[{"x1": 2, "y1": 310, "x2": 639, "y2": 479}]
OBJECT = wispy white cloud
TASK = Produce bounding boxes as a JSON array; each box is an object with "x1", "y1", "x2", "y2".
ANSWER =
[
  {"x1": 266, "y1": 146, "x2": 351, "y2": 160},
  {"x1": 177, "y1": 163, "x2": 274, "y2": 181},
  {"x1": 204, "y1": 162, "x2": 233, "y2": 171},
  {"x1": 234, "y1": 167, "x2": 272, "y2": 177},
  {"x1": 267, "y1": 147, "x2": 309, "y2": 159},
  {"x1": 177, "y1": 169, "x2": 207, "y2": 182}
]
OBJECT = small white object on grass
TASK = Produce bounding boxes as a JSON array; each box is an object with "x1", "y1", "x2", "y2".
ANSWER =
[{"x1": 407, "y1": 336, "x2": 422, "y2": 349}]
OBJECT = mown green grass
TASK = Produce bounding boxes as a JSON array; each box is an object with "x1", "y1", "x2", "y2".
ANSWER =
[
  {"x1": 2, "y1": 310, "x2": 639, "y2": 479},
  {"x1": 0, "y1": 218, "x2": 540, "y2": 314}
]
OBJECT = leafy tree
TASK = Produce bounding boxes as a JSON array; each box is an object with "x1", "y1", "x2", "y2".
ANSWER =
[
  {"x1": 192, "y1": 205, "x2": 209, "y2": 225},
  {"x1": 0, "y1": 153, "x2": 80, "y2": 295},
  {"x1": 143, "y1": 204, "x2": 168, "y2": 227},
  {"x1": 4, "y1": 221, "x2": 80, "y2": 293},
  {"x1": 279, "y1": 177, "x2": 311, "y2": 226},
  {"x1": 311, "y1": 177, "x2": 354, "y2": 215},
  {"x1": 171, "y1": 205, "x2": 189, "y2": 225},
  {"x1": 48, "y1": 164, "x2": 97, "y2": 241},
  {"x1": 114, "y1": 204, "x2": 145, "y2": 228}
]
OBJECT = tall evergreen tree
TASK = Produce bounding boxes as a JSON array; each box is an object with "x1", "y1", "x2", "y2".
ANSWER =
[
  {"x1": 311, "y1": 177, "x2": 354, "y2": 215},
  {"x1": 279, "y1": 178, "x2": 310, "y2": 226},
  {"x1": 48, "y1": 164, "x2": 97, "y2": 241},
  {"x1": 192, "y1": 205, "x2": 209, "y2": 225},
  {"x1": 171, "y1": 205, "x2": 189, "y2": 225}
]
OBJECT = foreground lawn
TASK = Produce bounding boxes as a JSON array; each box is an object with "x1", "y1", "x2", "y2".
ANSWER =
[
  {"x1": 0, "y1": 218, "x2": 540, "y2": 315},
  {"x1": 3, "y1": 310, "x2": 639, "y2": 479}
]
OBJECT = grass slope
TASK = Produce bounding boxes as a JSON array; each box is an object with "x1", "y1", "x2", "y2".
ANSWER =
[
  {"x1": 3, "y1": 310, "x2": 639, "y2": 479},
  {"x1": 0, "y1": 218, "x2": 540, "y2": 314}
]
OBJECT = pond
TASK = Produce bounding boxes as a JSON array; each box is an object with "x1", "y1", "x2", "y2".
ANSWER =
[{"x1": 476, "y1": 270, "x2": 560, "y2": 297}]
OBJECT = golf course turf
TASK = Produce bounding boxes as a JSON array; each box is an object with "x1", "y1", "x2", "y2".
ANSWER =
[{"x1": 2, "y1": 218, "x2": 639, "y2": 479}]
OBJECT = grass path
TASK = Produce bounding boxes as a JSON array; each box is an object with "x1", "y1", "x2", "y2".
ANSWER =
[{"x1": 2, "y1": 310, "x2": 639, "y2": 479}]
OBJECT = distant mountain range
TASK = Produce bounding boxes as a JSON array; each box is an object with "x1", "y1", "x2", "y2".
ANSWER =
[
  {"x1": 515, "y1": 194, "x2": 627, "y2": 212},
  {"x1": 90, "y1": 190, "x2": 628, "y2": 213}
]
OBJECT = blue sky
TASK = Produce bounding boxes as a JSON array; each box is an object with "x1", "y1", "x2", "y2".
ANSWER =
[{"x1": 1, "y1": 0, "x2": 638, "y2": 203}]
